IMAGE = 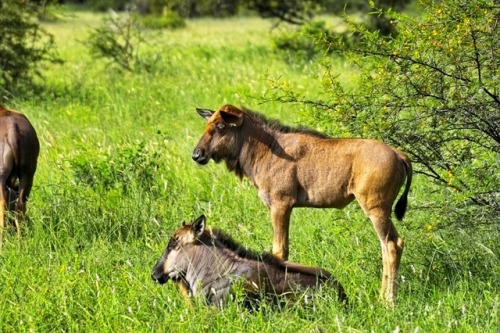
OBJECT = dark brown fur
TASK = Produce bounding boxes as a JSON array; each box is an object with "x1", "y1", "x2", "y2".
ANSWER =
[
  {"x1": 192, "y1": 104, "x2": 412, "y2": 305},
  {"x1": 151, "y1": 215, "x2": 347, "y2": 307},
  {"x1": 0, "y1": 106, "x2": 40, "y2": 247}
]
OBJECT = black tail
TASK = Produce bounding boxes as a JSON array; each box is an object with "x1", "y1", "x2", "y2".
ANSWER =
[{"x1": 394, "y1": 156, "x2": 412, "y2": 221}]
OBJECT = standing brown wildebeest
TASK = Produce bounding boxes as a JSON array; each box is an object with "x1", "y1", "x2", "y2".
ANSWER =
[
  {"x1": 151, "y1": 214, "x2": 347, "y2": 307},
  {"x1": 192, "y1": 104, "x2": 412, "y2": 305},
  {"x1": 0, "y1": 106, "x2": 40, "y2": 248}
]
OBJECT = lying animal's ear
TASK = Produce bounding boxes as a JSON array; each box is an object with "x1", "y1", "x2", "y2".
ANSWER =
[
  {"x1": 192, "y1": 214, "x2": 206, "y2": 237},
  {"x1": 196, "y1": 108, "x2": 214, "y2": 121},
  {"x1": 220, "y1": 110, "x2": 243, "y2": 127}
]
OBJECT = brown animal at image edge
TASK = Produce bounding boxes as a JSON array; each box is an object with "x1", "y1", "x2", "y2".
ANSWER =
[
  {"x1": 0, "y1": 106, "x2": 40, "y2": 248},
  {"x1": 192, "y1": 104, "x2": 412, "y2": 305},
  {"x1": 151, "y1": 215, "x2": 347, "y2": 307}
]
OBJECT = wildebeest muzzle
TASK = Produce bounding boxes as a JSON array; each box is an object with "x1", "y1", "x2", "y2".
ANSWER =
[{"x1": 192, "y1": 148, "x2": 209, "y2": 165}]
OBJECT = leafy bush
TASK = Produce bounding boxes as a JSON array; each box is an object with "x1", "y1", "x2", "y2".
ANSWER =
[
  {"x1": 138, "y1": 11, "x2": 186, "y2": 30},
  {"x1": 69, "y1": 141, "x2": 161, "y2": 195},
  {"x1": 0, "y1": 0, "x2": 58, "y2": 101},
  {"x1": 87, "y1": 0, "x2": 130, "y2": 11},
  {"x1": 245, "y1": 0, "x2": 319, "y2": 25},
  {"x1": 267, "y1": 0, "x2": 499, "y2": 229},
  {"x1": 166, "y1": 0, "x2": 239, "y2": 18},
  {"x1": 272, "y1": 20, "x2": 336, "y2": 61},
  {"x1": 86, "y1": 9, "x2": 152, "y2": 72}
]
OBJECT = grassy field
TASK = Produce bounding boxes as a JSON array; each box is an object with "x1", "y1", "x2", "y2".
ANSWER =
[{"x1": 0, "y1": 9, "x2": 498, "y2": 332}]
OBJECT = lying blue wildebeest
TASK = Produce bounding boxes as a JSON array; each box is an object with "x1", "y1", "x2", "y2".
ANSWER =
[
  {"x1": 151, "y1": 215, "x2": 347, "y2": 307},
  {"x1": 192, "y1": 104, "x2": 412, "y2": 305},
  {"x1": 0, "y1": 106, "x2": 40, "y2": 248}
]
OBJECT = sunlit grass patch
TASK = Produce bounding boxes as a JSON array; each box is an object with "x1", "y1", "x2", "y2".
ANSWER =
[{"x1": 0, "y1": 8, "x2": 498, "y2": 333}]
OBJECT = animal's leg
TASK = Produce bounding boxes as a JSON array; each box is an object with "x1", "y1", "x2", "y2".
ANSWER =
[
  {"x1": 0, "y1": 200, "x2": 4, "y2": 249},
  {"x1": 17, "y1": 175, "x2": 34, "y2": 214},
  {"x1": 0, "y1": 186, "x2": 6, "y2": 249},
  {"x1": 270, "y1": 205, "x2": 293, "y2": 260},
  {"x1": 176, "y1": 280, "x2": 193, "y2": 307},
  {"x1": 5, "y1": 186, "x2": 20, "y2": 241},
  {"x1": 368, "y1": 208, "x2": 404, "y2": 306},
  {"x1": 385, "y1": 228, "x2": 404, "y2": 305},
  {"x1": 13, "y1": 212, "x2": 21, "y2": 242},
  {"x1": 14, "y1": 175, "x2": 34, "y2": 240}
]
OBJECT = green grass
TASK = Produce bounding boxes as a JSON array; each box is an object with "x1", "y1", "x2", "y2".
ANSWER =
[{"x1": 0, "y1": 9, "x2": 498, "y2": 332}]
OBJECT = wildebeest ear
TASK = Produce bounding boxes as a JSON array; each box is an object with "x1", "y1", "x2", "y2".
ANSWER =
[
  {"x1": 192, "y1": 214, "x2": 206, "y2": 237},
  {"x1": 196, "y1": 108, "x2": 214, "y2": 121},
  {"x1": 220, "y1": 110, "x2": 243, "y2": 127}
]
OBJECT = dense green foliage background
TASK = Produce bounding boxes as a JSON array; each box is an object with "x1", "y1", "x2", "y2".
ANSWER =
[
  {"x1": 269, "y1": 0, "x2": 499, "y2": 229},
  {"x1": 0, "y1": 0, "x2": 57, "y2": 99},
  {"x1": 0, "y1": 2, "x2": 498, "y2": 332}
]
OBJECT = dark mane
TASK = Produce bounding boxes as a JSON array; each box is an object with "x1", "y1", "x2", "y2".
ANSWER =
[
  {"x1": 241, "y1": 106, "x2": 329, "y2": 139},
  {"x1": 219, "y1": 105, "x2": 329, "y2": 179},
  {"x1": 204, "y1": 227, "x2": 283, "y2": 266}
]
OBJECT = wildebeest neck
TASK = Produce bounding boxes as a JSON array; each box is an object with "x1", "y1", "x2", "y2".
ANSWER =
[
  {"x1": 229, "y1": 115, "x2": 294, "y2": 180},
  {"x1": 182, "y1": 241, "x2": 254, "y2": 305}
]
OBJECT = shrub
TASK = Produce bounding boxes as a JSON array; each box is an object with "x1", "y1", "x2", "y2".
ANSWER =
[
  {"x1": 88, "y1": 0, "x2": 130, "y2": 12},
  {"x1": 138, "y1": 11, "x2": 186, "y2": 30},
  {"x1": 68, "y1": 141, "x2": 161, "y2": 195},
  {"x1": 86, "y1": 9, "x2": 152, "y2": 72},
  {"x1": 0, "y1": 0, "x2": 58, "y2": 101},
  {"x1": 267, "y1": 0, "x2": 499, "y2": 228},
  {"x1": 166, "y1": 0, "x2": 239, "y2": 18},
  {"x1": 272, "y1": 20, "x2": 336, "y2": 61}
]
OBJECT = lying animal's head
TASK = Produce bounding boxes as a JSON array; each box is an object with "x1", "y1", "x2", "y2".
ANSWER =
[{"x1": 151, "y1": 215, "x2": 207, "y2": 284}]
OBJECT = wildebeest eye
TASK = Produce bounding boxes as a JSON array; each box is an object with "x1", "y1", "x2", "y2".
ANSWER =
[
  {"x1": 215, "y1": 122, "x2": 226, "y2": 132},
  {"x1": 167, "y1": 237, "x2": 179, "y2": 251}
]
